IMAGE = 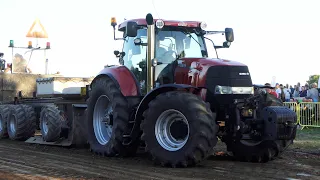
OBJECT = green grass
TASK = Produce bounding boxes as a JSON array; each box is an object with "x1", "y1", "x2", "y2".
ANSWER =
[{"x1": 291, "y1": 127, "x2": 320, "y2": 152}]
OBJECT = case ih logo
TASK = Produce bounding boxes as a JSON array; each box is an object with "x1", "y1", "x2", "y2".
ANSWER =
[
  {"x1": 239, "y1": 72, "x2": 250, "y2": 76},
  {"x1": 178, "y1": 22, "x2": 187, "y2": 26}
]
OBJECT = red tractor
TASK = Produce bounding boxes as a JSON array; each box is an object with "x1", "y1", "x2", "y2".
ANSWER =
[{"x1": 85, "y1": 13, "x2": 297, "y2": 167}]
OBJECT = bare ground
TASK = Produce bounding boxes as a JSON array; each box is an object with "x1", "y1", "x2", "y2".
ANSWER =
[{"x1": 0, "y1": 139, "x2": 319, "y2": 180}]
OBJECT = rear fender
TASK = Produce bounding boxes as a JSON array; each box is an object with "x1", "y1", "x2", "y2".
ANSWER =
[
  {"x1": 91, "y1": 65, "x2": 141, "y2": 96},
  {"x1": 131, "y1": 84, "x2": 201, "y2": 139}
]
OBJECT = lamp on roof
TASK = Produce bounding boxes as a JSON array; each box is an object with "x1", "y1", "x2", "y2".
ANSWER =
[
  {"x1": 28, "y1": 41, "x2": 33, "y2": 48},
  {"x1": 9, "y1": 40, "x2": 14, "y2": 47},
  {"x1": 155, "y1": 19, "x2": 164, "y2": 29},
  {"x1": 200, "y1": 22, "x2": 207, "y2": 30},
  {"x1": 111, "y1": 17, "x2": 117, "y2": 28},
  {"x1": 46, "y1": 42, "x2": 50, "y2": 49}
]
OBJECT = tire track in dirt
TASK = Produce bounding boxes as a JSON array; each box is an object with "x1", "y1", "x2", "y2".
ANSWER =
[
  {"x1": 201, "y1": 157, "x2": 320, "y2": 179},
  {"x1": 0, "y1": 144, "x2": 204, "y2": 180},
  {"x1": 0, "y1": 140, "x2": 319, "y2": 180},
  {"x1": 0, "y1": 144, "x2": 276, "y2": 180},
  {"x1": 0, "y1": 156, "x2": 95, "y2": 179}
]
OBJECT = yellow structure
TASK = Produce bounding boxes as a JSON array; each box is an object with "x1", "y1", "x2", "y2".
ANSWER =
[{"x1": 26, "y1": 18, "x2": 48, "y2": 38}]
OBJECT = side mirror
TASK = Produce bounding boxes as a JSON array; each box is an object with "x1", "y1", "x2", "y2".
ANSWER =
[
  {"x1": 126, "y1": 21, "x2": 138, "y2": 37},
  {"x1": 225, "y1": 28, "x2": 234, "y2": 42}
]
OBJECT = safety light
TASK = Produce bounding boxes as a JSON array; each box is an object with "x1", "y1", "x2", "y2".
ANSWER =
[
  {"x1": 155, "y1": 19, "x2": 164, "y2": 29},
  {"x1": 46, "y1": 42, "x2": 51, "y2": 49},
  {"x1": 28, "y1": 41, "x2": 32, "y2": 48},
  {"x1": 111, "y1": 17, "x2": 117, "y2": 27},
  {"x1": 9, "y1": 40, "x2": 14, "y2": 47},
  {"x1": 200, "y1": 22, "x2": 207, "y2": 30}
]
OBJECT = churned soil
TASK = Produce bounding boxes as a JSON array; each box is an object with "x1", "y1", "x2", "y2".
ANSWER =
[{"x1": 0, "y1": 139, "x2": 319, "y2": 180}]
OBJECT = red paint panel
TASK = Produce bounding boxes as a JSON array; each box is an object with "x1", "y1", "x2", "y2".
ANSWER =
[
  {"x1": 118, "y1": 19, "x2": 201, "y2": 30},
  {"x1": 98, "y1": 66, "x2": 139, "y2": 96}
]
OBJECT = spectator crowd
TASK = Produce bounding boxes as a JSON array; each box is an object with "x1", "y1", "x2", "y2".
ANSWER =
[{"x1": 265, "y1": 82, "x2": 320, "y2": 103}]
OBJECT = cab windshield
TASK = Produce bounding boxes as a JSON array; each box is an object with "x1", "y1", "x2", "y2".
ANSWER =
[
  {"x1": 122, "y1": 27, "x2": 207, "y2": 72},
  {"x1": 156, "y1": 27, "x2": 207, "y2": 63}
]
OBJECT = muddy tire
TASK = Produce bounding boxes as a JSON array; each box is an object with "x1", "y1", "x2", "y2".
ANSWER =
[
  {"x1": 227, "y1": 93, "x2": 293, "y2": 163},
  {"x1": 226, "y1": 139, "x2": 293, "y2": 163},
  {"x1": 0, "y1": 105, "x2": 12, "y2": 139},
  {"x1": 7, "y1": 104, "x2": 36, "y2": 141},
  {"x1": 86, "y1": 77, "x2": 132, "y2": 156},
  {"x1": 40, "y1": 105, "x2": 62, "y2": 142},
  {"x1": 141, "y1": 91, "x2": 218, "y2": 167}
]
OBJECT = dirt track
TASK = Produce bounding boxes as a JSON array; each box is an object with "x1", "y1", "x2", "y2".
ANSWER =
[{"x1": 0, "y1": 139, "x2": 319, "y2": 180}]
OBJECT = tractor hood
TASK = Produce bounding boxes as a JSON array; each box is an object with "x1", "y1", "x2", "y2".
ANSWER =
[
  {"x1": 177, "y1": 57, "x2": 252, "y2": 89},
  {"x1": 178, "y1": 57, "x2": 247, "y2": 68}
]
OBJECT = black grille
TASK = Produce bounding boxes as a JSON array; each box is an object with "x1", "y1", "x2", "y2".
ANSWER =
[
  {"x1": 205, "y1": 65, "x2": 253, "y2": 106},
  {"x1": 205, "y1": 65, "x2": 252, "y2": 87}
]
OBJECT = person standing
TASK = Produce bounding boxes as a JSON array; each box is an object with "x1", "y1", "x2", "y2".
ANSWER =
[
  {"x1": 264, "y1": 83, "x2": 277, "y2": 97},
  {"x1": 283, "y1": 85, "x2": 291, "y2": 102},
  {"x1": 275, "y1": 83, "x2": 281, "y2": 98},
  {"x1": 293, "y1": 86, "x2": 300, "y2": 97},
  {"x1": 306, "y1": 83, "x2": 319, "y2": 102}
]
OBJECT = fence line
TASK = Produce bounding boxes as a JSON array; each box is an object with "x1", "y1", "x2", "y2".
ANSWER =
[{"x1": 283, "y1": 102, "x2": 320, "y2": 129}]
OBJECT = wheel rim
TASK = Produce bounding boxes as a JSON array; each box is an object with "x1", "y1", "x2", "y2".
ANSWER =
[
  {"x1": 93, "y1": 95, "x2": 113, "y2": 145},
  {"x1": 155, "y1": 109, "x2": 190, "y2": 151},
  {"x1": 9, "y1": 114, "x2": 16, "y2": 135},
  {"x1": 0, "y1": 115, "x2": 3, "y2": 132},
  {"x1": 41, "y1": 115, "x2": 48, "y2": 135}
]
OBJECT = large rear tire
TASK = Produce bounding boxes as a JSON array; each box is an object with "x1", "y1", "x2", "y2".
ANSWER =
[
  {"x1": 86, "y1": 77, "x2": 132, "y2": 156},
  {"x1": 226, "y1": 93, "x2": 294, "y2": 162},
  {"x1": 0, "y1": 105, "x2": 12, "y2": 139},
  {"x1": 7, "y1": 105, "x2": 36, "y2": 141},
  {"x1": 40, "y1": 105, "x2": 62, "y2": 142},
  {"x1": 141, "y1": 91, "x2": 218, "y2": 167}
]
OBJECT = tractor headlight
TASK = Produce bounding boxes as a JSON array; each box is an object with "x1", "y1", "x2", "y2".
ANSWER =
[{"x1": 215, "y1": 86, "x2": 254, "y2": 95}]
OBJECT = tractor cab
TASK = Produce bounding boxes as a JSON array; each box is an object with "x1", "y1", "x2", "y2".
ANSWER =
[{"x1": 111, "y1": 15, "x2": 234, "y2": 94}]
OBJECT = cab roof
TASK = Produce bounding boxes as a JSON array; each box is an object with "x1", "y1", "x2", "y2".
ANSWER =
[{"x1": 118, "y1": 18, "x2": 202, "y2": 31}]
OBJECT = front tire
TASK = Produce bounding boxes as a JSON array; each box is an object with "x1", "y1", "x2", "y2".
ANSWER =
[
  {"x1": 86, "y1": 77, "x2": 131, "y2": 156},
  {"x1": 141, "y1": 91, "x2": 218, "y2": 167}
]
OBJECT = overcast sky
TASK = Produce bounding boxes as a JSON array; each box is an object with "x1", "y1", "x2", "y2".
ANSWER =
[{"x1": 0, "y1": 0, "x2": 319, "y2": 86}]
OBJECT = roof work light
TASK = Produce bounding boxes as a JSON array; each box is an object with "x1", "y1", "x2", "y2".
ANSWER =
[
  {"x1": 200, "y1": 22, "x2": 207, "y2": 30},
  {"x1": 155, "y1": 19, "x2": 164, "y2": 29},
  {"x1": 111, "y1": 17, "x2": 117, "y2": 27}
]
